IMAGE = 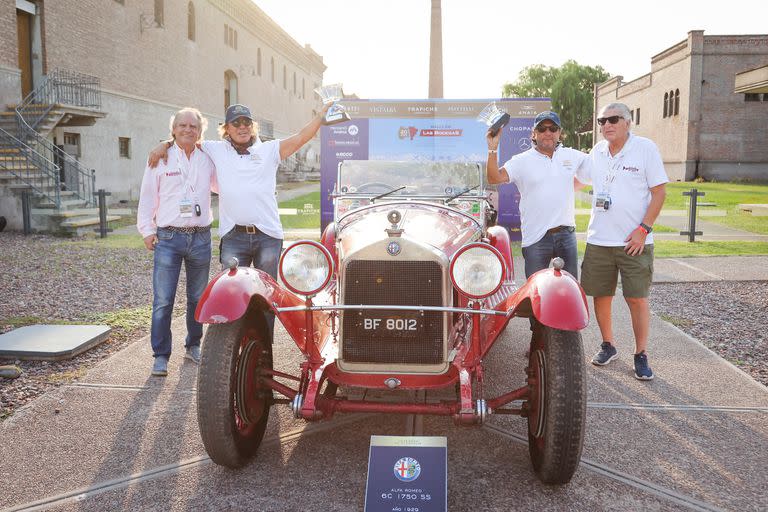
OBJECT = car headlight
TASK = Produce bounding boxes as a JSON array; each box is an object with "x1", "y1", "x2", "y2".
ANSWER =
[
  {"x1": 450, "y1": 243, "x2": 505, "y2": 299},
  {"x1": 279, "y1": 241, "x2": 333, "y2": 296}
]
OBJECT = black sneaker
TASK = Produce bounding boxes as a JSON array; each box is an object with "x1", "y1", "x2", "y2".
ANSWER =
[
  {"x1": 591, "y1": 342, "x2": 618, "y2": 366},
  {"x1": 634, "y1": 351, "x2": 654, "y2": 380}
]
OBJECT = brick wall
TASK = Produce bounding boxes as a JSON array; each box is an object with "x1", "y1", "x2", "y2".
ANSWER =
[{"x1": 0, "y1": 0, "x2": 17, "y2": 69}]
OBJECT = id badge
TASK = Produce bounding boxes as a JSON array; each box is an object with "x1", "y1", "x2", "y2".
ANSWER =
[
  {"x1": 595, "y1": 192, "x2": 611, "y2": 212},
  {"x1": 179, "y1": 198, "x2": 193, "y2": 218}
]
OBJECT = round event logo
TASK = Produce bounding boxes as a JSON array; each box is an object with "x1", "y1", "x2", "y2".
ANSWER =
[
  {"x1": 387, "y1": 241, "x2": 401, "y2": 256},
  {"x1": 394, "y1": 457, "x2": 421, "y2": 482},
  {"x1": 347, "y1": 124, "x2": 359, "y2": 136}
]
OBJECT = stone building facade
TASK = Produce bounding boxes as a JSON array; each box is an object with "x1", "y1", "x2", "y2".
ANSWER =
[
  {"x1": 1, "y1": 0, "x2": 325, "y2": 201},
  {"x1": 594, "y1": 31, "x2": 768, "y2": 182}
]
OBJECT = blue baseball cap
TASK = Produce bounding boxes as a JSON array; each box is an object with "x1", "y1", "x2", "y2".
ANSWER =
[
  {"x1": 533, "y1": 110, "x2": 561, "y2": 128},
  {"x1": 225, "y1": 104, "x2": 253, "y2": 124}
]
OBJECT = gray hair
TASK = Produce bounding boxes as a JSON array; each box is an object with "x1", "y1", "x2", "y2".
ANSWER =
[
  {"x1": 599, "y1": 102, "x2": 632, "y2": 122},
  {"x1": 169, "y1": 107, "x2": 208, "y2": 143}
]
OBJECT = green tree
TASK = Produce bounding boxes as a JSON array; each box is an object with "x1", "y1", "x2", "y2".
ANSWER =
[{"x1": 502, "y1": 60, "x2": 611, "y2": 150}]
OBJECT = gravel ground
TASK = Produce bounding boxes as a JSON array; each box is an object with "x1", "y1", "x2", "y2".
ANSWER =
[{"x1": 1, "y1": 232, "x2": 766, "y2": 420}]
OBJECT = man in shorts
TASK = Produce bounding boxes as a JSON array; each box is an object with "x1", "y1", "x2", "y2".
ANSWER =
[{"x1": 581, "y1": 102, "x2": 667, "y2": 380}]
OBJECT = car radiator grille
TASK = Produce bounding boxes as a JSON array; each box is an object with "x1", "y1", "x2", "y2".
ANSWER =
[{"x1": 342, "y1": 260, "x2": 444, "y2": 364}]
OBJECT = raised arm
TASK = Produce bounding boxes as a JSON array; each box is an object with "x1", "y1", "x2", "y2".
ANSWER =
[
  {"x1": 486, "y1": 129, "x2": 509, "y2": 185},
  {"x1": 279, "y1": 103, "x2": 331, "y2": 160}
]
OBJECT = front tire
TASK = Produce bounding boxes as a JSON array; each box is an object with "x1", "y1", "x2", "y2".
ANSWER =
[
  {"x1": 526, "y1": 321, "x2": 586, "y2": 484},
  {"x1": 197, "y1": 314, "x2": 273, "y2": 468}
]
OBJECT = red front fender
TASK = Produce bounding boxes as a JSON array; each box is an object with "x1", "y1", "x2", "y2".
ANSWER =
[
  {"x1": 523, "y1": 268, "x2": 589, "y2": 331},
  {"x1": 195, "y1": 267, "x2": 327, "y2": 353}
]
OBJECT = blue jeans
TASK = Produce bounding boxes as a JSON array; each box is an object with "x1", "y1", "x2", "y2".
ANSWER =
[
  {"x1": 220, "y1": 229, "x2": 283, "y2": 342},
  {"x1": 521, "y1": 229, "x2": 578, "y2": 279},
  {"x1": 151, "y1": 228, "x2": 212, "y2": 358}
]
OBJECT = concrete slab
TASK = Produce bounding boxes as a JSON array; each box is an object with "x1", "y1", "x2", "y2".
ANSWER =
[
  {"x1": 0, "y1": 324, "x2": 111, "y2": 361},
  {"x1": 653, "y1": 256, "x2": 768, "y2": 283}
]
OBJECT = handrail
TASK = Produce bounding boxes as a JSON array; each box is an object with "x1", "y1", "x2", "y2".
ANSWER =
[
  {"x1": 0, "y1": 126, "x2": 61, "y2": 207},
  {"x1": 12, "y1": 68, "x2": 101, "y2": 208}
]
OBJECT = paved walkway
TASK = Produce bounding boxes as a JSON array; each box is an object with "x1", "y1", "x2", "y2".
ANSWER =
[{"x1": 1, "y1": 257, "x2": 767, "y2": 511}]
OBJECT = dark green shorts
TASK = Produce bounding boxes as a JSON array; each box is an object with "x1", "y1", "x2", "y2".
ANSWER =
[{"x1": 580, "y1": 243, "x2": 654, "y2": 298}]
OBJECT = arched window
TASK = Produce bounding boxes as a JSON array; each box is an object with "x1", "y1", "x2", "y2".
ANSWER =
[
  {"x1": 663, "y1": 92, "x2": 668, "y2": 118},
  {"x1": 224, "y1": 70, "x2": 238, "y2": 110},
  {"x1": 270, "y1": 57, "x2": 275, "y2": 83},
  {"x1": 674, "y1": 89, "x2": 680, "y2": 116},
  {"x1": 293, "y1": 72, "x2": 297, "y2": 94},
  {"x1": 669, "y1": 90, "x2": 674, "y2": 116},
  {"x1": 257, "y1": 48, "x2": 262, "y2": 76},
  {"x1": 283, "y1": 65, "x2": 287, "y2": 89},
  {"x1": 187, "y1": 2, "x2": 195, "y2": 41}
]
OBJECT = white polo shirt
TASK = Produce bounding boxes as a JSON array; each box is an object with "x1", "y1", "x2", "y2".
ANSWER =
[
  {"x1": 502, "y1": 146, "x2": 591, "y2": 247},
  {"x1": 136, "y1": 144, "x2": 215, "y2": 238},
  {"x1": 585, "y1": 133, "x2": 669, "y2": 246},
  {"x1": 202, "y1": 139, "x2": 283, "y2": 239}
]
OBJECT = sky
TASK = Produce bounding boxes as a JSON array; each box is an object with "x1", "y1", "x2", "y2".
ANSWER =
[{"x1": 252, "y1": 0, "x2": 768, "y2": 100}]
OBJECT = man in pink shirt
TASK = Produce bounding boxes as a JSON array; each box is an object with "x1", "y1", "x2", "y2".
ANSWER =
[{"x1": 137, "y1": 108, "x2": 216, "y2": 377}]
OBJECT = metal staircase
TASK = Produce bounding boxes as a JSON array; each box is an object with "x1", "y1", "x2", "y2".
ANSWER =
[{"x1": 0, "y1": 69, "x2": 120, "y2": 235}]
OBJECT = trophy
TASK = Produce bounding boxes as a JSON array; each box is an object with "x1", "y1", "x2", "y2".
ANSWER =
[
  {"x1": 477, "y1": 102, "x2": 510, "y2": 137},
  {"x1": 314, "y1": 83, "x2": 351, "y2": 125}
]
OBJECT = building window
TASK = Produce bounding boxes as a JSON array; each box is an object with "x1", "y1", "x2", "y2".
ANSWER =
[
  {"x1": 302, "y1": 78, "x2": 305, "y2": 99},
  {"x1": 271, "y1": 57, "x2": 275, "y2": 83},
  {"x1": 224, "y1": 70, "x2": 238, "y2": 110},
  {"x1": 745, "y1": 93, "x2": 762, "y2": 101},
  {"x1": 154, "y1": 0, "x2": 164, "y2": 26},
  {"x1": 674, "y1": 89, "x2": 680, "y2": 116},
  {"x1": 119, "y1": 137, "x2": 131, "y2": 159},
  {"x1": 283, "y1": 65, "x2": 287, "y2": 89},
  {"x1": 663, "y1": 93, "x2": 668, "y2": 118},
  {"x1": 635, "y1": 108, "x2": 640, "y2": 125},
  {"x1": 187, "y1": 2, "x2": 195, "y2": 41},
  {"x1": 113, "y1": 0, "x2": 125, "y2": 4},
  {"x1": 293, "y1": 72, "x2": 297, "y2": 95},
  {"x1": 63, "y1": 133, "x2": 81, "y2": 158},
  {"x1": 224, "y1": 24, "x2": 237, "y2": 49},
  {"x1": 257, "y1": 48, "x2": 262, "y2": 76},
  {"x1": 630, "y1": 109, "x2": 634, "y2": 122}
]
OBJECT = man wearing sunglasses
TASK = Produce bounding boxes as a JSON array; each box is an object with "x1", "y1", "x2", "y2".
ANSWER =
[
  {"x1": 581, "y1": 102, "x2": 668, "y2": 381},
  {"x1": 148, "y1": 102, "x2": 330, "y2": 344},
  {"x1": 486, "y1": 110, "x2": 590, "y2": 280}
]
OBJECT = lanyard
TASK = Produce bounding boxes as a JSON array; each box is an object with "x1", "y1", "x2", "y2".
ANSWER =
[{"x1": 175, "y1": 146, "x2": 197, "y2": 198}]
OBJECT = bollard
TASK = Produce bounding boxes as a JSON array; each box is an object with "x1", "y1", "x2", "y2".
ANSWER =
[
  {"x1": 94, "y1": 189, "x2": 113, "y2": 238},
  {"x1": 680, "y1": 188, "x2": 705, "y2": 242},
  {"x1": 21, "y1": 190, "x2": 32, "y2": 235}
]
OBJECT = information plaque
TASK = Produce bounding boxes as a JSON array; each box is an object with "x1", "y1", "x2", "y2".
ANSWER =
[{"x1": 364, "y1": 435, "x2": 447, "y2": 512}]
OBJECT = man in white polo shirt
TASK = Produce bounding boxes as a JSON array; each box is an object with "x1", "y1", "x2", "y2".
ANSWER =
[
  {"x1": 137, "y1": 108, "x2": 216, "y2": 376},
  {"x1": 486, "y1": 110, "x2": 590, "y2": 279},
  {"x1": 581, "y1": 102, "x2": 668, "y2": 381}
]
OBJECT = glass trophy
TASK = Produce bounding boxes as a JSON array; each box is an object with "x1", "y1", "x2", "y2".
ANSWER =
[
  {"x1": 314, "y1": 83, "x2": 351, "y2": 125},
  {"x1": 478, "y1": 102, "x2": 510, "y2": 137}
]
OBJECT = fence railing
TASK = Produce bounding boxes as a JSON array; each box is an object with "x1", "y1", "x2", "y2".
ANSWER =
[{"x1": 0, "y1": 126, "x2": 61, "y2": 207}]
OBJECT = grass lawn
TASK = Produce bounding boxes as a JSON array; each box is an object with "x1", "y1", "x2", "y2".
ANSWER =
[
  {"x1": 573, "y1": 240, "x2": 768, "y2": 258},
  {"x1": 279, "y1": 191, "x2": 321, "y2": 229},
  {"x1": 664, "y1": 182, "x2": 768, "y2": 235}
]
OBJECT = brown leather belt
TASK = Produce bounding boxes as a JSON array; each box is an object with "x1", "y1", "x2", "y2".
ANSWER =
[
  {"x1": 160, "y1": 225, "x2": 210, "y2": 234},
  {"x1": 546, "y1": 225, "x2": 575, "y2": 235},
  {"x1": 234, "y1": 224, "x2": 261, "y2": 234}
]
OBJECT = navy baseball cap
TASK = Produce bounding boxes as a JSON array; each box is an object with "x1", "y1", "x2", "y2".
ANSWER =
[
  {"x1": 533, "y1": 110, "x2": 561, "y2": 128},
  {"x1": 225, "y1": 104, "x2": 253, "y2": 124}
]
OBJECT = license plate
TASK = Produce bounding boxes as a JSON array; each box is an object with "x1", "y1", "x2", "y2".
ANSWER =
[{"x1": 359, "y1": 312, "x2": 424, "y2": 337}]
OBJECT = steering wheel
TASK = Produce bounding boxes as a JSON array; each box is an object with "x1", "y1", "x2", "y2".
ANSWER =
[{"x1": 356, "y1": 182, "x2": 395, "y2": 194}]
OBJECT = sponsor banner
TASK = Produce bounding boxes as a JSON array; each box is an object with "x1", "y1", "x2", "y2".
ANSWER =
[{"x1": 320, "y1": 99, "x2": 551, "y2": 239}]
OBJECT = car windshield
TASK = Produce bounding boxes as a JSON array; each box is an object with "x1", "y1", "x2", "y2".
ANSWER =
[{"x1": 337, "y1": 161, "x2": 482, "y2": 198}]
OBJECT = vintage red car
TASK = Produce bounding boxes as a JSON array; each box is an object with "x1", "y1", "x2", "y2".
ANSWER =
[{"x1": 195, "y1": 160, "x2": 589, "y2": 484}]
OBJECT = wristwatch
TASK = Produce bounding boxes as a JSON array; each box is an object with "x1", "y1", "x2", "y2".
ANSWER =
[{"x1": 639, "y1": 222, "x2": 653, "y2": 234}]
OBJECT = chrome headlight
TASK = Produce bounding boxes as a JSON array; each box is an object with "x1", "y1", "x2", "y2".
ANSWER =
[
  {"x1": 279, "y1": 241, "x2": 333, "y2": 296},
  {"x1": 450, "y1": 243, "x2": 505, "y2": 299}
]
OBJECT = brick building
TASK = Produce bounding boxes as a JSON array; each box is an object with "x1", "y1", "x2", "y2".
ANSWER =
[
  {"x1": 594, "y1": 31, "x2": 768, "y2": 182},
  {"x1": 1, "y1": 0, "x2": 325, "y2": 209}
]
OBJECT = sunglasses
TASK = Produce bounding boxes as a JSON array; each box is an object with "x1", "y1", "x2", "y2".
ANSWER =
[
  {"x1": 535, "y1": 125, "x2": 560, "y2": 133},
  {"x1": 230, "y1": 118, "x2": 253, "y2": 128},
  {"x1": 597, "y1": 115, "x2": 623, "y2": 126}
]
